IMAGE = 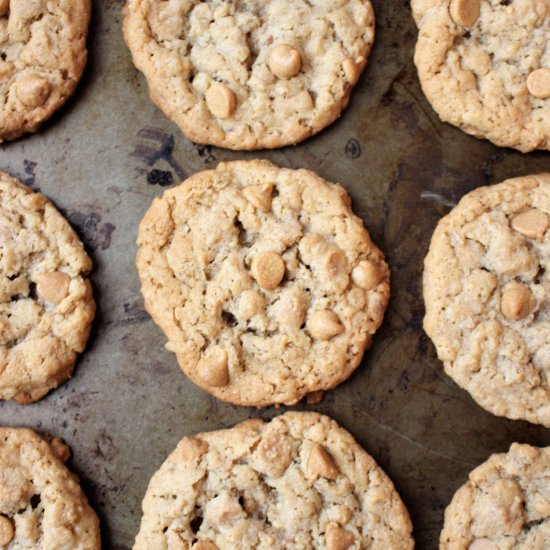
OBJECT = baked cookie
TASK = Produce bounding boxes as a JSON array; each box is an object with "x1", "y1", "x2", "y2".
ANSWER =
[
  {"x1": 423, "y1": 174, "x2": 550, "y2": 426},
  {"x1": 134, "y1": 412, "x2": 414, "y2": 549},
  {"x1": 0, "y1": 427, "x2": 101, "y2": 548},
  {"x1": 0, "y1": 171, "x2": 95, "y2": 403},
  {"x1": 440, "y1": 443, "x2": 549, "y2": 549},
  {"x1": 136, "y1": 160, "x2": 390, "y2": 407},
  {"x1": 412, "y1": 0, "x2": 550, "y2": 152},
  {"x1": 122, "y1": 0, "x2": 375, "y2": 150},
  {"x1": 0, "y1": 0, "x2": 91, "y2": 141}
]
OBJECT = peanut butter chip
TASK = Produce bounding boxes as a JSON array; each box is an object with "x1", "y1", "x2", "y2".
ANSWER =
[
  {"x1": 205, "y1": 83, "x2": 236, "y2": 119},
  {"x1": 167, "y1": 531, "x2": 189, "y2": 550},
  {"x1": 351, "y1": 260, "x2": 383, "y2": 290},
  {"x1": 197, "y1": 349, "x2": 229, "y2": 387},
  {"x1": 0, "y1": 0, "x2": 8, "y2": 18},
  {"x1": 526, "y1": 68, "x2": 550, "y2": 99},
  {"x1": 0, "y1": 515, "x2": 14, "y2": 546},
  {"x1": 268, "y1": 44, "x2": 302, "y2": 79},
  {"x1": 501, "y1": 282, "x2": 535, "y2": 321},
  {"x1": 511, "y1": 209, "x2": 549, "y2": 239},
  {"x1": 193, "y1": 542, "x2": 217, "y2": 550},
  {"x1": 342, "y1": 57, "x2": 363, "y2": 85},
  {"x1": 469, "y1": 539, "x2": 498, "y2": 550},
  {"x1": 243, "y1": 183, "x2": 274, "y2": 213},
  {"x1": 307, "y1": 443, "x2": 340, "y2": 479},
  {"x1": 307, "y1": 310, "x2": 344, "y2": 340},
  {"x1": 450, "y1": 0, "x2": 480, "y2": 27},
  {"x1": 16, "y1": 74, "x2": 51, "y2": 108},
  {"x1": 251, "y1": 252, "x2": 285, "y2": 290},
  {"x1": 35, "y1": 271, "x2": 71, "y2": 304},
  {"x1": 257, "y1": 432, "x2": 292, "y2": 477},
  {"x1": 325, "y1": 522, "x2": 355, "y2": 550},
  {"x1": 50, "y1": 437, "x2": 71, "y2": 463}
]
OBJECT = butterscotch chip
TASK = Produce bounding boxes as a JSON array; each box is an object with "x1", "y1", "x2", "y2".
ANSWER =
[
  {"x1": 440, "y1": 444, "x2": 549, "y2": 550},
  {"x1": 269, "y1": 44, "x2": 302, "y2": 79},
  {"x1": 122, "y1": 0, "x2": 375, "y2": 150},
  {"x1": 133, "y1": 413, "x2": 414, "y2": 549},
  {"x1": 197, "y1": 349, "x2": 229, "y2": 387},
  {"x1": 136, "y1": 161, "x2": 389, "y2": 407},
  {"x1": 423, "y1": 174, "x2": 550, "y2": 426},
  {"x1": 0, "y1": 1, "x2": 91, "y2": 141},
  {"x1": 512, "y1": 208, "x2": 549, "y2": 239},
  {"x1": 0, "y1": 515, "x2": 14, "y2": 546},
  {"x1": 351, "y1": 260, "x2": 383, "y2": 290},
  {"x1": 251, "y1": 252, "x2": 285, "y2": 290},
  {"x1": 0, "y1": 172, "x2": 95, "y2": 403},
  {"x1": 307, "y1": 444, "x2": 340, "y2": 479},
  {"x1": 35, "y1": 271, "x2": 71, "y2": 304},
  {"x1": 500, "y1": 282, "x2": 535, "y2": 321},
  {"x1": 243, "y1": 183, "x2": 273, "y2": 213},
  {"x1": 307, "y1": 310, "x2": 344, "y2": 341},
  {"x1": 412, "y1": 0, "x2": 550, "y2": 152},
  {"x1": 325, "y1": 522, "x2": 355, "y2": 550},
  {"x1": 205, "y1": 83, "x2": 236, "y2": 119},
  {"x1": 0, "y1": 428, "x2": 100, "y2": 548},
  {"x1": 527, "y1": 68, "x2": 550, "y2": 100},
  {"x1": 450, "y1": 0, "x2": 480, "y2": 28}
]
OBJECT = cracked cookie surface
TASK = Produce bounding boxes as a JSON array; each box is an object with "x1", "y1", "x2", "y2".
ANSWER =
[
  {"x1": 133, "y1": 412, "x2": 414, "y2": 550},
  {"x1": 0, "y1": 172, "x2": 95, "y2": 403},
  {"x1": 0, "y1": 427, "x2": 100, "y2": 549},
  {"x1": 122, "y1": 0, "x2": 375, "y2": 150},
  {"x1": 412, "y1": 0, "x2": 550, "y2": 152},
  {"x1": 136, "y1": 160, "x2": 389, "y2": 407},
  {"x1": 440, "y1": 443, "x2": 549, "y2": 549},
  {"x1": 0, "y1": 0, "x2": 91, "y2": 141},
  {"x1": 423, "y1": 174, "x2": 550, "y2": 426}
]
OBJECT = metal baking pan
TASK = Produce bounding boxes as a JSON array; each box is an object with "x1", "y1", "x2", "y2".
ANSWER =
[{"x1": 1, "y1": 1, "x2": 549, "y2": 548}]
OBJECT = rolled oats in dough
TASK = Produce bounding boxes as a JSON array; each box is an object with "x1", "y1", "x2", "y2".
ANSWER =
[
  {"x1": 136, "y1": 160, "x2": 390, "y2": 407},
  {"x1": 0, "y1": 171, "x2": 95, "y2": 404},
  {"x1": 440, "y1": 443, "x2": 550, "y2": 549},
  {"x1": 122, "y1": 0, "x2": 375, "y2": 150},
  {"x1": 423, "y1": 174, "x2": 550, "y2": 426},
  {"x1": 0, "y1": 0, "x2": 91, "y2": 141},
  {"x1": 0, "y1": 427, "x2": 101, "y2": 549},
  {"x1": 133, "y1": 412, "x2": 414, "y2": 550},
  {"x1": 412, "y1": 0, "x2": 550, "y2": 152}
]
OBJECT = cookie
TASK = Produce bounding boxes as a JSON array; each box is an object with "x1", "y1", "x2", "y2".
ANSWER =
[
  {"x1": 0, "y1": 427, "x2": 101, "y2": 548},
  {"x1": 423, "y1": 174, "x2": 550, "y2": 426},
  {"x1": 0, "y1": 171, "x2": 95, "y2": 403},
  {"x1": 412, "y1": 0, "x2": 550, "y2": 152},
  {"x1": 122, "y1": 0, "x2": 375, "y2": 150},
  {"x1": 440, "y1": 443, "x2": 549, "y2": 549},
  {"x1": 134, "y1": 412, "x2": 414, "y2": 549},
  {"x1": 136, "y1": 160, "x2": 390, "y2": 407},
  {"x1": 0, "y1": 0, "x2": 91, "y2": 141}
]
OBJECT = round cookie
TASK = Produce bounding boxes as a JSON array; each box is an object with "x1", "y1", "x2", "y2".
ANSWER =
[
  {"x1": 423, "y1": 174, "x2": 550, "y2": 426},
  {"x1": 122, "y1": 0, "x2": 375, "y2": 150},
  {"x1": 440, "y1": 443, "x2": 549, "y2": 549},
  {"x1": 134, "y1": 412, "x2": 414, "y2": 549},
  {"x1": 136, "y1": 160, "x2": 390, "y2": 407},
  {"x1": 0, "y1": 171, "x2": 95, "y2": 403},
  {"x1": 411, "y1": 0, "x2": 550, "y2": 152},
  {"x1": 0, "y1": 0, "x2": 91, "y2": 141},
  {"x1": 0, "y1": 427, "x2": 100, "y2": 548}
]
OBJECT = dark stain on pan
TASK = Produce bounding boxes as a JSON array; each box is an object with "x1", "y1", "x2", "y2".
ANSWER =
[
  {"x1": 64, "y1": 208, "x2": 116, "y2": 251},
  {"x1": 196, "y1": 143, "x2": 216, "y2": 164},
  {"x1": 22, "y1": 159, "x2": 38, "y2": 187},
  {"x1": 345, "y1": 139, "x2": 361, "y2": 159}
]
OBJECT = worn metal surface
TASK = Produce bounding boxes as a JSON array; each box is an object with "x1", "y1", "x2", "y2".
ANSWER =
[{"x1": 1, "y1": 1, "x2": 549, "y2": 548}]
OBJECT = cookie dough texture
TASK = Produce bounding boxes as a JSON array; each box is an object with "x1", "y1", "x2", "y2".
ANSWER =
[
  {"x1": 423, "y1": 174, "x2": 550, "y2": 426},
  {"x1": 122, "y1": 0, "x2": 375, "y2": 150},
  {"x1": 0, "y1": 0, "x2": 91, "y2": 141},
  {"x1": 134, "y1": 412, "x2": 414, "y2": 550},
  {"x1": 0, "y1": 172, "x2": 95, "y2": 403},
  {"x1": 440, "y1": 443, "x2": 550, "y2": 549},
  {"x1": 0, "y1": 427, "x2": 100, "y2": 549},
  {"x1": 412, "y1": 0, "x2": 550, "y2": 152},
  {"x1": 136, "y1": 160, "x2": 390, "y2": 407}
]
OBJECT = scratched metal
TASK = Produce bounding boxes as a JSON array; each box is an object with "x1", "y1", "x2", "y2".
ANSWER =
[{"x1": 0, "y1": 1, "x2": 549, "y2": 549}]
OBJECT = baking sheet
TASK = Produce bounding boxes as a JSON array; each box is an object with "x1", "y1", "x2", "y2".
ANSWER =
[{"x1": 1, "y1": 1, "x2": 550, "y2": 548}]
